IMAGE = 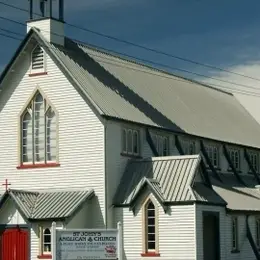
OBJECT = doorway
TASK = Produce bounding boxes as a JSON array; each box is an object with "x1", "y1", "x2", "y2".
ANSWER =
[
  {"x1": 203, "y1": 212, "x2": 220, "y2": 260},
  {"x1": 0, "y1": 226, "x2": 29, "y2": 260}
]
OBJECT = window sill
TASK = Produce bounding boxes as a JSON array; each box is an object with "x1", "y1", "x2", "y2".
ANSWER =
[
  {"x1": 231, "y1": 249, "x2": 240, "y2": 254},
  {"x1": 37, "y1": 255, "x2": 52, "y2": 259},
  {"x1": 29, "y1": 72, "x2": 48, "y2": 77},
  {"x1": 141, "y1": 252, "x2": 160, "y2": 257},
  {"x1": 121, "y1": 152, "x2": 142, "y2": 159},
  {"x1": 17, "y1": 163, "x2": 60, "y2": 169}
]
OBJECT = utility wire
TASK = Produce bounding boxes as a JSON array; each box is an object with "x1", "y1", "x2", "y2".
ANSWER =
[
  {"x1": 0, "y1": 27, "x2": 24, "y2": 37},
  {"x1": 0, "y1": 32, "x2": 22, "y2": 41},
  {"x1": 1, "y1": 30, "x2": 260, "y2": 99},
  {"x1": 1, "y1": 14, "x2": 260, "y2": 93},
  {"x1": 1, "y1": 0, "x2": 260, "y2": 83},
  {"x1": 1, "y1": 14, "x2": 260, "y2": 97}
]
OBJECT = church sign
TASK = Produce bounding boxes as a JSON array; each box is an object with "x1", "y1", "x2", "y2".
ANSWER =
[{"x1": 52, "y1": 222, "x2": 123, "y2": 260}]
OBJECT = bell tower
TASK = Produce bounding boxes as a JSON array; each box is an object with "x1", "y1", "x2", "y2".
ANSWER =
[{"x1": 27, "y1": 0, "x2": 65, "y2": 46}]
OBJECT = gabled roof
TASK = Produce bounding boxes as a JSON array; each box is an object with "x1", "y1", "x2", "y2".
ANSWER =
[
  {"x1": 0, "y1": 188, "x2": 94, "y2": 220},
  {"x1": 2, "y1": 28, "x2": 260, "y2": 148},
  {"x1": 113, "y1": 155, "x2": 225, "y2": 206}
]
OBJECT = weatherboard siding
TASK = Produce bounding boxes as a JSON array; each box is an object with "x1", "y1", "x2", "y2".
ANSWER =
[
  {"x1": 115, "y1": 192, "x2": 196, "y2": 260},
  {"x1": 225, "y1": 215, "x2": 255, "y2": 260},
  {"x1": 0, "y1": 49, "x2": 105, "y2": 258},
  {"x1": 195, "y1": 205, "x2": 257, "y2": 260}
]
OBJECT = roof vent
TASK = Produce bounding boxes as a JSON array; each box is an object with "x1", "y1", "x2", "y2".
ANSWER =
[{"x1": 32, "y1": 46, "x2": 44, "y2": 70}]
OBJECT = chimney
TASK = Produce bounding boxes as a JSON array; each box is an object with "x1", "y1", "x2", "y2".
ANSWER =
[{"x1": 26, "y1": 0, "x2": 65, "y2": 46}]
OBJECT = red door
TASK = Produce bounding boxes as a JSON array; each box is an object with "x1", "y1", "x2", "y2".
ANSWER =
[{"x1": 1, "y1": 227, "x2": 29, "y2": 260}]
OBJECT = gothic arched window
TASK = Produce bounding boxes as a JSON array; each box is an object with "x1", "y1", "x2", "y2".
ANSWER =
[
  {"x1": 142, "y1": 198, "x2": 159, "y2": 255},
  {"x1": 21, "y1": 92, "x2": 57, "y2": 164}
]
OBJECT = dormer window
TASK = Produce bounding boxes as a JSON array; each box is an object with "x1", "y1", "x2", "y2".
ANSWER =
[{"x1": 30, "y1": 45, "x2": 46, "y2": 75}]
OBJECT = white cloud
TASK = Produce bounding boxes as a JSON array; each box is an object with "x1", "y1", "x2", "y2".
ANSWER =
[{"x1": 201, "y1": 62, "x2": 260, "y2": 96}]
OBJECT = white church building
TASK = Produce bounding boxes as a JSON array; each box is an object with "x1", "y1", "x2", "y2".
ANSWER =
[{"x1": 1, "y1": 1, "x2": 260, "y2": 260}]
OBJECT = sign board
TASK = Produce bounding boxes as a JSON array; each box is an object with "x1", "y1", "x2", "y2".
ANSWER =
[{"x1": 52, "y1": 222, "x2": 123, "y2": 260}]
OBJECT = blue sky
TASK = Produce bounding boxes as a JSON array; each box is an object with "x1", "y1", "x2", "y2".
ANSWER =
[{"x1": 1, "y1": 0, "x2": 260, "y2": 95}]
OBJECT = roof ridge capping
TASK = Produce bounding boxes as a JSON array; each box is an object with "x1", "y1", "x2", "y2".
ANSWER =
[
  {"x1": 9, "y1": 189, "x2": 39, "y2": 195},
  {"x1": 139, "y1": 154, "x2": 201, "y2": 162}
]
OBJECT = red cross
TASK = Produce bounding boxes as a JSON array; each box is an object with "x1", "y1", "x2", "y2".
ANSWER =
[{"x1": 2, "y1": 179, "x2": 11, "y2": 191}]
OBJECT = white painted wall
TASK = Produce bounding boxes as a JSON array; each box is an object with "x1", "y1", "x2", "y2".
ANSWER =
[
  {"x1": 27, "y1": 18, "x2": 64, "y2": 46},
  {"x1": 114, "y1": 192, "x2": 196, "y2": 260},
  {"x1": 0, "y1": 198, "x2": 26, "y2": 225},
  {"x1": 0, "y1": 43, "x2": 105, "y2": 259}
]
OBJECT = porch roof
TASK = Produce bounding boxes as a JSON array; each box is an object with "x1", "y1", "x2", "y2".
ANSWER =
[
  {"x1": 114, "y1": 155, "x2": 225, "y2": 206},
  {"x1": 0, "y1": 188, "x2": 94, "y2": 220},
  {"x1": 210, "y1": 173, "x2": 260, "y2": 211}
]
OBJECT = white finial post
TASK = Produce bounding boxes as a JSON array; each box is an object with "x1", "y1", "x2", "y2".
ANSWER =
[
  {"x1": 52, "y1": 222, "x2": 57, "y2": 260},
  {"x1": 117, "y1": 222, "x2": 123, "y2": 260}
]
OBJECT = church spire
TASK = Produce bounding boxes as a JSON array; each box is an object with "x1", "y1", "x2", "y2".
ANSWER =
[{"x1": 27, "y1": 0, "x2": 65, "y2": 46}]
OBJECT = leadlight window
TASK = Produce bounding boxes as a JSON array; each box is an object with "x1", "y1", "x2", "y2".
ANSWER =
[
  {"x1": 256, "y1": 219, "x2": 260, "y2": 248},
  {"x1": 21, "y1": 92, "x2": 57, "y2": 164},
  {"x1": 43, "y1": 228, "x2": 51, "y2": 254},
  {"x1": 229, "y1": 149, "x2": 240, "y2": 171},
  {"x1": 122, "y1": 128, "x2": 140, "y2": 156},
  {"x1": 249, "y1": 152, "x2": 259, "y2": 173},
  {"x1": 232, "y1": 217, "x2": 238, "y2": 251},
  {"x1": 205, "y1": 145, "x2": 219, "y2": 168},
  {"x1": 31, "y1": 45, "x2": 44, "y2": 71},
  {"x1": 152, "y1": 134, "x2": 169, "y2": 156},
  {"x1": 144, "y1": 200, "x2": 157, "y2": 252}
]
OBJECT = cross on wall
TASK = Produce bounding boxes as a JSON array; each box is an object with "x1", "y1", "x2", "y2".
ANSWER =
[{"x1": 2, "y1": 179, "x2": 11, "y2": 191}]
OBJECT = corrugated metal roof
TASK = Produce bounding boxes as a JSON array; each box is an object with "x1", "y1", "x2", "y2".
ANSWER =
[
  {"x1": 10, "y1": 190, "x2": 38, "y2": 218},
  {"x1": 113, "y1": 154, "x2": 221, "y2": 205},
  {"x1": 32, "y1": 190, "x2": 94, "y2": 219},
  {"x1": 0, "y1": 189, "x2": 94, "y2": 220},
  {"x1": 210, "y1": 173, "x2": 260, "y2": 211},
  {"x1": 35, "y1": 32, "x2": 260, "y2": 149}
]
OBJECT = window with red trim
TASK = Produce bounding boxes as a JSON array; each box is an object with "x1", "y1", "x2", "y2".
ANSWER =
[{"x1": 21, "y1": 91, "x2": 57, "y2": 166}]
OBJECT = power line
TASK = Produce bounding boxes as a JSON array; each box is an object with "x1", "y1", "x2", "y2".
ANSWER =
[
  {"x1": 2, "y1": 14, "x2": 260, "y2": 94},
  {"x1": 0, "y1": 27, "x2": 24, "y2": 37},
  {"x1": 2, "y1": 14, "x2": 260, "y2": 97},
  {"x1": 1, "y1": 0, "x2": 260, "y2": 83},
  {"x1": 0, "y1": 32, "x2": 22, "y2": 41},
  {"x1": 1, "y1": 29, "x2": 260, "y2": 99}
]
